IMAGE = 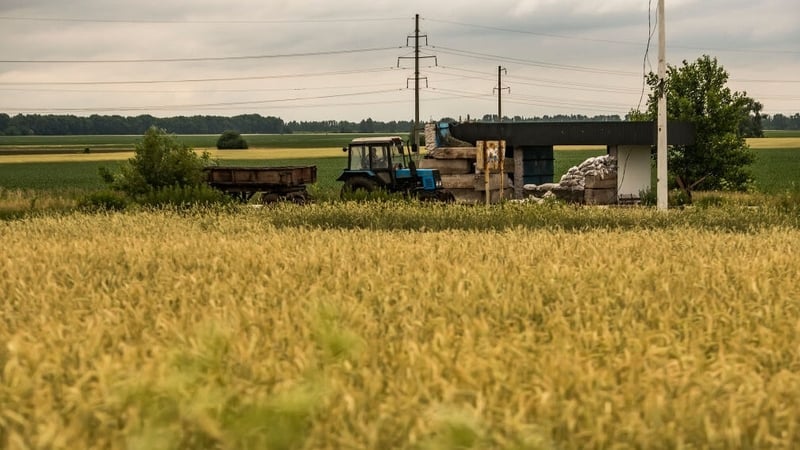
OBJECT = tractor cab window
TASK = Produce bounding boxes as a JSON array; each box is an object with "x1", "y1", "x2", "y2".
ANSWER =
[
  {"x1": 349, "y1": 145, "x2": 369, "y2": 171},
  {"x1": 348, "y1": 142, "x2": 392, "y2": 171},
  {"x1": 370, "y1": 145, "x2": 389, "y2": 170},
  {"x1": 390, "y1": 142, "x2": 406, "y2": 169}
]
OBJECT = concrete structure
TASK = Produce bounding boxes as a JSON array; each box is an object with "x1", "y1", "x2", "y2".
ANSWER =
[{"x1": 446, "y1": 121, "x2": 695, "y2": 203}]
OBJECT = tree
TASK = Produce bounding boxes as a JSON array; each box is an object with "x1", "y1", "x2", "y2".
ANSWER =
[
  {"x1": 738, "y1": 97, "x2": 765, "y2": 138},
  {"x1": 216, "y1": 130, "x2": 248, "y2": 149},
  {"x1": 102, "y1": 126, "x2": 210, "y2": 195},
  {"x1": 639, "y1": 55, "x2": 757, "y2": 193},
  {"x1": 0, "y1": 113, "x2": 10, "y2": 135}
]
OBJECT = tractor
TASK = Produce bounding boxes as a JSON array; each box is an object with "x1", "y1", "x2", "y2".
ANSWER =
[{"x1": 337, "y1": 136, "x2": 454, "y2": 201}]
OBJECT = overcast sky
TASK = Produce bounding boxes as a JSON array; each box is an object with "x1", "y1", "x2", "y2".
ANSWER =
[{"x1": 1, "y1": 0, "x2": 798, "y2": 122}]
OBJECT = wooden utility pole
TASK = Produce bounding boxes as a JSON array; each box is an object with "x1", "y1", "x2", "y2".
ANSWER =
[
  {"x1": 494, "y1": 66, "x2": 509, "y2": 201},
  {"x1": 657, "y1": 0, "x2": 668, "y2": 210}
]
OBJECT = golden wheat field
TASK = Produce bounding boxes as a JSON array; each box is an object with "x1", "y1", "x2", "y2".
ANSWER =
[{"x1": 2, "y1": 207, "x2": 800, "y2": 449}]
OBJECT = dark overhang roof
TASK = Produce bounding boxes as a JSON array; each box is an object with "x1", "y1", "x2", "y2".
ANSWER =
[{"x1": 448, "y1": 121, "x2": 695, "y2": 147}]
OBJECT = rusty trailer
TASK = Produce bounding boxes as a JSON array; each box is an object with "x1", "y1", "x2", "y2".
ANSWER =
[{"x1": 204, "y1": 165, "x2": 317, "y2": 203}]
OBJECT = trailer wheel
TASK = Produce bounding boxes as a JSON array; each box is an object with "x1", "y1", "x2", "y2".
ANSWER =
[
  {"x1": 286, "y1": 191, "x2": 309, "y2": 204},
  {"x1": 260, "y1": 192, "x2": 281, "y2": 204}
]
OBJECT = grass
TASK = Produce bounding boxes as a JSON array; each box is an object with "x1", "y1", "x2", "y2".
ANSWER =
[
  {"x1": 751, "y1": 148, "x2": 800, "y2": 193},
  {"x1": 0, "y1": 133, "x2": 383, "y2": 153},
  {"x1": 1, "y1": 132, "x2": 799, "y2": 449},
  {"x1": 2, "y1": 208, "x2": 799, "y2": 448},
  {"x1": 0, "y1": 161, "x2": 124, "y2": 191},
  {"x1": 0, "y1": 135, "x2": 798, "y2": 215},
  {"x1": 0, "y1": 156, "x2": 347, "y2": 201},
  {"x1": 0, "y1": 147, "x2": 595, "y2": 192},
  {"x1": 763, "y1": 130, "x2": 800, "y2": 138},
  {"x1": 747, "y1": 136, "x2": 800, "y2": 149},
  {"x1": 257, "y1": 199, "x2": 800, "y2": 231}
]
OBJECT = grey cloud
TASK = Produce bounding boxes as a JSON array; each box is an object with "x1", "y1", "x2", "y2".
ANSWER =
[{"x1": 1, "y1": 0, "x2": 797, "y2": 119}]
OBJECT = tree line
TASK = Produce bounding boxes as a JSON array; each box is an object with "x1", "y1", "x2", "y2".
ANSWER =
[
  {"x1": 2, "y1": 111, "x2": 798, "y2": 137},
  {"x1": 0, "y1": 113, "x2": 285, "y2": 136},
  {"x1": 762, "y1": 113, "x2": 800, "y2": 130}
]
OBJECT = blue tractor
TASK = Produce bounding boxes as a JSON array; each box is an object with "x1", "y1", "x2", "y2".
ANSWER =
[{"x1": 337, "y1": 136, "x2": 454, "y2": 202}]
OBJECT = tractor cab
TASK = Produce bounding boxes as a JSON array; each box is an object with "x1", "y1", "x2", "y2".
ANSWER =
[
  {"x1": 344, "y1": 136, "x2": 408, "y2": 186},
  {"x1": 338, "y1": 136, "x2": 451, "y2": 200}
]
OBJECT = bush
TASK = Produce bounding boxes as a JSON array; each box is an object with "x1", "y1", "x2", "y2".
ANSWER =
[
  {"x1": 101, "y1": 126, "x2": 212, "y2": 197},
  {"x1": 78, "y1": 190, "x2": 129, "y2": 211},
  {"x1": 639, "y1": 188, "x2": 656, "y2": 206},
  {"x1": 216, "y1": 130, "x2": 249, "y2": 149}
]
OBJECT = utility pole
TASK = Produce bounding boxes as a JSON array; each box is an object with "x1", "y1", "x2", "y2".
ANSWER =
[
  {"x1": 398, "y1": 14, "x2": 435, "y2": 151},
  {"x1": 494, "y1": 66, "x2": 509, "y2": 123},
  {"x1": 413, "y1": 14, "x2": 421, "y2": 149},
  {"x1": 657, "y1": 0, "x2": 668, "y2": 210},
  {"x1": 493, "y1": 66, "x2": 510, "y2": 201}
]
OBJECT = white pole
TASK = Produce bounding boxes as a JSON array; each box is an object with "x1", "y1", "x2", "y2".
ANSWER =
[{"x1": 656, "y1": 0, "x2": 668, "y2": 210}]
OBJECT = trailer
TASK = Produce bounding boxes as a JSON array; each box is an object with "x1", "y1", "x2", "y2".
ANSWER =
[{"x1": 204, "y1": 165, "x2": 317, "y2": 203}]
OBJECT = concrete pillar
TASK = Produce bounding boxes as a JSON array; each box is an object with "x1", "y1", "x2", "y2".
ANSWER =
[
  {"x1": 514, "y1": 147, "x2": 524, "y2": 199},
  {"x1": 617, "y1": 145, "x2": 652, "y2": 200}
]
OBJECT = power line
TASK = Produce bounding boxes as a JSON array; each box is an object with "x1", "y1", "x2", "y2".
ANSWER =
[
  {"x1": 427, "y1": 90, "x2": 626, "y2": 114},
  {"x1": 431, "y1": 43, "x2": 798, "y2": 94},
  {"x1": 5, "y1": 88, "x2": 406, "y2": 113},
  {"x1": 0, "y1": 16, "x2": 407, "y2": 25},
  {"x1": 637, "y1": 0, "x2": 657, "y2": 111},
  {"x1": 732, "y1": 78, "x2": 800, "y2": 84},
  {"x1": 435, "y1": 66, "x2": 640, "y2": 94},
  {"x1": 0, "y1": 46, "x2": 402, "y2": 64},
  {"x1": 423, "y1": 16, "x2": 800, "y2": 56},
  {"x1": 0, "y1": 67, "x2": 400, "y2": 86},
  {"x1": 424, "y1": 17, "x2": 645, "y2": 47},
  {"x1": 432, "y1": 45, "x2": 640, "y2": 76},
  {"x1": 0, "y1": 81, "x2": 401, "y2": 95},
  {"x1": 428, "y1": 87, "x2": 632, "y2": 111}
]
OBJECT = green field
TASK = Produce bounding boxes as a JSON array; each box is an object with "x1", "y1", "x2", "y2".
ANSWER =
[
  {"x1": 0, "y1": 133, "x2": 378, "y2": 153},
  {"x1": 0, "y1": 151, "x2": 599, "y2": 195},
  {"x1": 1, "y1": 148, "x2": 797, "y2": 195},
  {"x1": 0, "y1": 135, "x2": 798, "y2": 198},
  {"x1": 764, "y1": 130, "x2": 800, "y2": 138}
]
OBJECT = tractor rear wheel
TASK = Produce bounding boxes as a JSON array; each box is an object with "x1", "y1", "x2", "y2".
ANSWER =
[
  {"x1": 341, "y1": 177, "x2": 379, "y2": 200},
  {"x1": 418, "y1": 189, "x2": 455, "y2": 203}
]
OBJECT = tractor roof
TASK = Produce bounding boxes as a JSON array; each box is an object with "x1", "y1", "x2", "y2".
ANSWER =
[{"x1": 349, "y1": 136, "x2": 403, "y2": 145}]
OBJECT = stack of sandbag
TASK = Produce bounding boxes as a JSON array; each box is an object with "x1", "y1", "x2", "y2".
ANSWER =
[{"x1": 523, "y1": 155, "x2": 618, "y2": 204}]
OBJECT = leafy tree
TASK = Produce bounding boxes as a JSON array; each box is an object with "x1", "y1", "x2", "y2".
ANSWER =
[
  {"x1": 358, "y1": 118, "x2": 375, "y2": 133},
  {"x1": 0, "y1": 113, "x2": 10, "y2": 135},
  {"x1": 637, "y1": 55, "x2": 757, "y2": 194},
  {"x1": 738, "y1": 97, "x2": 765, "y2": 138},
  {"x1": 102, "y1": 126, "x2": 211, "y2": 196},
  {"x1": 216, "y1": 130, "x2": 249, "y2": 149}
]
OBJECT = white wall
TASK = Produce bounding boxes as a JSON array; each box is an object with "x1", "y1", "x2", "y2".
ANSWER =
[{"x1": 615, "y1": 145, "x2": 651, "y2": 198}]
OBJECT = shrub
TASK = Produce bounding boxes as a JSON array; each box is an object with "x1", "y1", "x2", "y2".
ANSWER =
[
  {"x1": 639, "y1": 188, "x2": 656, "y2": 206},
  {"x1": 216, "y1": 130, "x2": 249, "y2": 149},
  {"x1": 101, "y1": 126, "x2": 212, "y2": 197},
  {"x1": 78, "y1": 190, "x2": 129, "y2": 211}
]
